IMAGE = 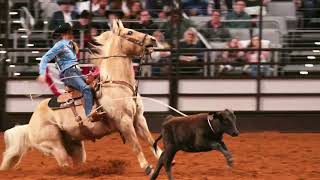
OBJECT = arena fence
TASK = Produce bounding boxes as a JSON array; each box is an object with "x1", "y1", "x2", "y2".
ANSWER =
[
  {"x1": 2, "y1": 1, "x2": 320, "y2": 132},
  {"x1": 2, "y1": 47, "x2": 320, "y2": 132}
]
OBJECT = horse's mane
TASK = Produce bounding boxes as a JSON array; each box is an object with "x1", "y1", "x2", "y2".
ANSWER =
[
  {"x1": 95, "y1": 31, "x2": 112, "y2": 45},
  {"x1": 89, "y1": 31, "x2": 113, "y2": 66}
]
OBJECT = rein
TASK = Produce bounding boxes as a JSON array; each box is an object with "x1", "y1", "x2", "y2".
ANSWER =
[
  {"x1": 100, "y1": 79, "x2": 136, "y2": 95},
  {"x1": 84, "y1": 55, "x2": 130, "y2": 61},
  {"x1": 88, "y1": 30, "x2": 150, "y2": 96}
]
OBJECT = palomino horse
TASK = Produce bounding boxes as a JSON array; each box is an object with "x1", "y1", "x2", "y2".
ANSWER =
[{"x1": 0, "y1": 19, "x2": 163, "y2": 175}]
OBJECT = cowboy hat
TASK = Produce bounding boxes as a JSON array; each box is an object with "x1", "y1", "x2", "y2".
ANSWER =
[{"x1": 52, "y1": 23, "x2": 73, "y2": 39}]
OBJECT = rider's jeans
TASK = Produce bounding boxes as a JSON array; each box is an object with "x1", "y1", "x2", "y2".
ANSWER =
[{"x1": 61, "y1": 66, "x2": 93, "y2": 116}]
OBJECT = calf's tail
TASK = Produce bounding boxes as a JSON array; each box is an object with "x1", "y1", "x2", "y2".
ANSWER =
[{"x1": 153, "y1": 134, "x2": 162, "y2": 153}]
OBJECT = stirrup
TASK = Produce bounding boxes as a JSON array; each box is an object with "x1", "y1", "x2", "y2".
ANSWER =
[{"x1": 88, "y1": 110, "x2": 106, "y2": 122}]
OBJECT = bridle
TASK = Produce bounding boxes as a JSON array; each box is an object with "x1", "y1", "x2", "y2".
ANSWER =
[
  {"x1": 87, "y1": 29, "x2": 150, "y2": 61},
  {"x1": 118, "y1": 29, "x2": 148, "y2": 47},
  {"x1": 93, "y1": 30, "x2": 150, "y2": 96}
]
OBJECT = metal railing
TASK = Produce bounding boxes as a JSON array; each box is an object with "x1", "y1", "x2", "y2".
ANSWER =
[{"x1": 2, "y1": 47, "x2": 320, "y2": 78}]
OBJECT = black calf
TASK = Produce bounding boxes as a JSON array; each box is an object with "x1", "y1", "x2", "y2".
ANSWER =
[{"x1": 150, "y1": 109, "x2": 239, "y2": 180}]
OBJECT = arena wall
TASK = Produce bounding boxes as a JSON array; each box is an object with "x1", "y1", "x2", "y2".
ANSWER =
[{"x1": 3, "y1": 78, "x2": 320, "y2": 132}]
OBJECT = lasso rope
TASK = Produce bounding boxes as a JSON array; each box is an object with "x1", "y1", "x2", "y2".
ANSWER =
[
  {"x1": 92, "y1": 96, "x2": 187, "y2": 117},
  {"x1": 27, "y1": 74, "x2": 187, "y2": 117}
]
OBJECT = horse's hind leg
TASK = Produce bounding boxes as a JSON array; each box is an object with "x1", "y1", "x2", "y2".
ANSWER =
[
  {"x1": 65, "y1": 141, "x2": 86, "y2": 165},
  {"x1": 38, "y1": 140, "x2": 72, "y2": 167},
  {"x1": 69, "y1": 141, "x2": 86, "y2": 165},
  {"x1": 119, "y1": 115, "x2": 153, "y2": 175},
  {"x1": 134, "y1": 107, "x2": 163, "y2": 159},
  {"x1": 33, "y1": 126, "x2": 72, "y2": 167},
  {"x1": 61, "y1": 131, "x2": 86, "y2": 165},
  {"x1": 0, "y1": 125, "x2": 30, "y2": 170}
]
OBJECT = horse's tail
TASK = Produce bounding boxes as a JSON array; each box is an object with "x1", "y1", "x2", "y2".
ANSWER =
[
  {"x1": 0, "y1": 124, "x2": 31, "y2": 170},
  {"x1": 153, "y1": 134, "x2": 162, "y2": 153}
]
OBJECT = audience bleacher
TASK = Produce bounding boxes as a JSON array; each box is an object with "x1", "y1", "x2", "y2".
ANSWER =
[{"x1": 2, "y1": 0, "x2": 320, "y2": 77}]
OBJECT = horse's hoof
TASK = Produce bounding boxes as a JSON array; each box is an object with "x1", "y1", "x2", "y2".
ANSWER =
[{"x1": 145, "y1": 165, "x2": 153, "y2": 176}]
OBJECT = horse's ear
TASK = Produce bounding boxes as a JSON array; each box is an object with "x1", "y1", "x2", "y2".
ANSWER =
[
  {"x1": 111, "y1": 19, "x2": 119, "y2": 34},
  {"x1": 117, "y1": 19, "x2": 124, "y2": 29}
]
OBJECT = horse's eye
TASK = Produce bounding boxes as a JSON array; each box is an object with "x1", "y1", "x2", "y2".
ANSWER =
[{"x1": 127, "y1": 31, "x2": 133, "y2": 35}]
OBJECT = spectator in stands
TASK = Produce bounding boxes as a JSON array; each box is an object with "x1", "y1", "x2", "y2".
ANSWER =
[
  {"x1": 145, "y1": 0, "x2": 173, "y2": 17},
  {"x1": 102, "y1": 10, "x2": 124, "y2": 30},
  {"x1": 151, "y1": 30, "x2": 171, "y2": 75},
  {"x1": 141, "y1": 30, "x2": 171, "y2": 77},
  {"x1": 154, "y1": 31, "x2": 171, "y2": 49},
  {"x1": 73, "y1": 10, "x2": 92, "y2": 47},
  {"x1": 126, "y1": 0, "x2": 143, "y2": 19},
  {"x1": 244, "y1": 0, "x2": 270, "y2": 16},
  {"x1": 245, "y1": 0, "x2": 270, "y2": 7},
  {"x1": 76, "y1": 0, "x2": 100, "y2": 13},
  {"x1": 109, "y1": 0, "x2": 124, "y2": 12},
  {"x1": 161, "y1": 10, "x2": 195, "y2": 46},
  {"x1": 129, "y1": 10, "x2": 159, "y2": 35},
  {"x1": 49, "y1": 0, "x2": 78, "y2": 30},
  {"x1": 302, "y1": 0, "x2": 317, "y2": 27},
  {"x1": 121, "y1": 0, "x2": 138, "y2": 15},
  {"x1": 244, "y1": 35, "x2": 271, "y2": 77},
  {"x1": 202, "y1": 10, "x2": 231, "y2": 42},
  {"x1": 181, "y1": 0, "x2": 208, "y2": 16},
  {"x1": 209, "y1": 0, "x2": 233, "y2": 11},
  {"x1": 158, "y1": 6, "x2": 173, "y2": 20},
  {"x1": 93, "y1": 0, "x2": 110, "y2": 17},
  {"x1": 90, "y1": 26, "x2": 99, "y2": 37},
  {"x1": 216, "y1": 38, "x2": 246, "y2": 74},
  {"x1": 178, "y1": 28, "x2": 205, "y2": 75},
  {"x1": 225, "y1": 0, "x2": 251, "y2": 28}
]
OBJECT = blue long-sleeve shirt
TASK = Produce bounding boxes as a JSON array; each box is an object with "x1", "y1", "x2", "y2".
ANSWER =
[{"x1": 39, "y1": 39, "x2": 78, "y2": 75}]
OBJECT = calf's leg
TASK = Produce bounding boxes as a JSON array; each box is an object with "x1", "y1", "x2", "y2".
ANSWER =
[
  {"x1": 211, "y1": 142, "x2": 233, "y2": 168},
  {"x1": 163, "y1": 145, "x2": 177, "y2": 180},
  {"x1": 150, "y1": 151, "x2": 165, "y2": 180}
]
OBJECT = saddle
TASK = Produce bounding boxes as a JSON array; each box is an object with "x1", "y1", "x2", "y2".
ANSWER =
[{"x1": 48, "y1": 73, "x2": 104, "y2": 122}]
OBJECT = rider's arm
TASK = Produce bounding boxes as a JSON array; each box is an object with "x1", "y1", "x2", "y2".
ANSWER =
[{"x1": 39, "y1": 42, "x2": 64, "y2": 75}]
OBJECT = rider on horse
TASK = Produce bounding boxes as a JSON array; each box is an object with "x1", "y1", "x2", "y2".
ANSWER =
[{"x1": 37, "y1": 23, "x2": 94, "y2": 119}]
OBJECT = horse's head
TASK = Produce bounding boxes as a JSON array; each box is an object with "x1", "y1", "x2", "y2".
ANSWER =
[{"x1": 110, "y1": 19, "x2": 157, "y2": 56}]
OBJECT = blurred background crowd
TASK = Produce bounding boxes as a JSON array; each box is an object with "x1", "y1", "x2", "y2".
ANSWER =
[{"x1": 2, "y1": 0, "x2": 320, "y2": 77}]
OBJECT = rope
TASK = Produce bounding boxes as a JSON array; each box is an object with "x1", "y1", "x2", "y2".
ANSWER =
[
  {"x1": 26, "y1": 85, "x2": 187, "y2": 118},
  {"x1": 140, "y1": 97, "x2": 188, "y2": 117},
  {"x1": 87, "y1": 96, "x2": 187, "y2": 117}
]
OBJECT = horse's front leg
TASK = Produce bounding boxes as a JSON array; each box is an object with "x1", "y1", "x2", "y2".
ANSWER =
[
  {"x1": 134, "y1": 111, "x2": 163, "y2": 160},
  {"x1": 134, "y1": 95, "x2": 163, "y2": 159},
  {"x1": 119, "y1": 115, "x2": 153, "y2": 176}
]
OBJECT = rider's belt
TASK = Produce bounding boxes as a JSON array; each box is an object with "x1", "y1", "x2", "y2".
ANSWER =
[{"x1": 64, "y1": 65, "x2": 80, "y2": 72}]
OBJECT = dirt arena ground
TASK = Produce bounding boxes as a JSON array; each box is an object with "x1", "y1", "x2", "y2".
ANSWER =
[{"x1": 0, "y1": 132, "x2": 319, "y2": 180}]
